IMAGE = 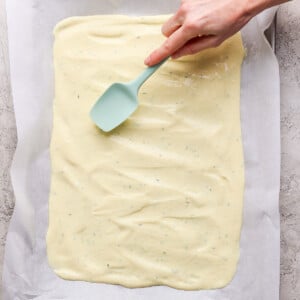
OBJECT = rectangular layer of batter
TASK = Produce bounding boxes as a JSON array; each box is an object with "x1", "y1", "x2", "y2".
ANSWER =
[{"x1": 47, "y1": 15, "x2": 245, "y2": 290}]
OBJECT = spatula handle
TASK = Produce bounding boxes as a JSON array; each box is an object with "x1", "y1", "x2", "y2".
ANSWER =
[{"x1": 130, "y1": 57, "x2": 169, "y2": 91}]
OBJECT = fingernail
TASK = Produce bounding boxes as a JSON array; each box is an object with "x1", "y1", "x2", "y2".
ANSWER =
[{"x1": 144, "y1": 56, "x2": 151, "y2": 65}]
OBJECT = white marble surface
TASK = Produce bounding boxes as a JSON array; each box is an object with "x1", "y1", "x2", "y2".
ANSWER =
[{"x1": 0, "y1": 0, "x2": 299, "y2": 299}]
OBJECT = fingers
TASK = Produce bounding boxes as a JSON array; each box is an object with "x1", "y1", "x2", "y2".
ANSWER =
[
  {"x1": 144, "y1": 26, "x2": 193, "y2": 66},
  {"x1": 172, "y1": 35, "x2": 222, "y2": 59},
  {"x1": 161, "y1": 13, "x2": 182, "y2": 37}
]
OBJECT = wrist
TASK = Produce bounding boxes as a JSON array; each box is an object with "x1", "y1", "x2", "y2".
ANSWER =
[{"x1": 242, "y1": 0, "x2": 273, "y2": 19}]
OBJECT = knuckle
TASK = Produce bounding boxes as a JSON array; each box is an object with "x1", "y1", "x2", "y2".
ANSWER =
[
  {"x1": 179, "y1": 3, "x2": 190, "y2": 15},
  {"x1": 184, "y1": 20, "x2": 197, "y2": 33},
  {"x1": 199, "y1": 16, "x2": 209, "y2": 28},
  {"x1": 163, "y1": 40, "x2": 172, "y2": 53}
]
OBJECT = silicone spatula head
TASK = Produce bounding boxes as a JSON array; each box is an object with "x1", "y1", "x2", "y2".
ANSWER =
[{"x1": 90, "y1": 58, "x2": 168, "y2": 132}]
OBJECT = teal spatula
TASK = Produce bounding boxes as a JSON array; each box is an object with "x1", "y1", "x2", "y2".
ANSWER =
[{"x1": 90, "y1": 58, "x2": 168, "y2": 132}]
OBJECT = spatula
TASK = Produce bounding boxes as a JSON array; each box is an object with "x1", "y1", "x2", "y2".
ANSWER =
[{"x1": 90, "y1": 58, "x2": 168, "y2": 132}]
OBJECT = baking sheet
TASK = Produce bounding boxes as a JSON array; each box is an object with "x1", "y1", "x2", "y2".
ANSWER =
[{"x1": 2, "y1": 1, "x2": 280, "y2": 299}]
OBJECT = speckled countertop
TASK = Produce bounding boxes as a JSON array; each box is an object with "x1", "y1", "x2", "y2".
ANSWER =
[
  {"x1": 276, "y1": 2, "x2": 300, "y2": 299},
  {"x1": 0, "y1": 1, "x2": 299, "y2": 299}
]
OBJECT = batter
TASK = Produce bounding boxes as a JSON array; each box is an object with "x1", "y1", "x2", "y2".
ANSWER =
[{"x1": 47, "y1": 15, "x2": 245, "y2": 290}]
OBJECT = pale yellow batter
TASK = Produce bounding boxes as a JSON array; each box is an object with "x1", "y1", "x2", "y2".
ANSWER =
[{"x1": 47, "y1": 15, "x2": 245, "y2": 290}]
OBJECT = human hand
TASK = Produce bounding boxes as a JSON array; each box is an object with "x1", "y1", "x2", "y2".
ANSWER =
[{"x1": 144, "y1": 0, "x2": 270, "y2": 66}]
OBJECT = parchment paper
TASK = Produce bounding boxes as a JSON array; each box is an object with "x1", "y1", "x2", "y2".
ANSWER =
[{"x1": 2, "y1": 1, "x2": 280, "y2": 299}]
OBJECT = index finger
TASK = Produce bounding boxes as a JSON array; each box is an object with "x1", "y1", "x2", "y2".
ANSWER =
[{"x1": 144, "y1": 26, "x2": 193, "y2": 66}]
